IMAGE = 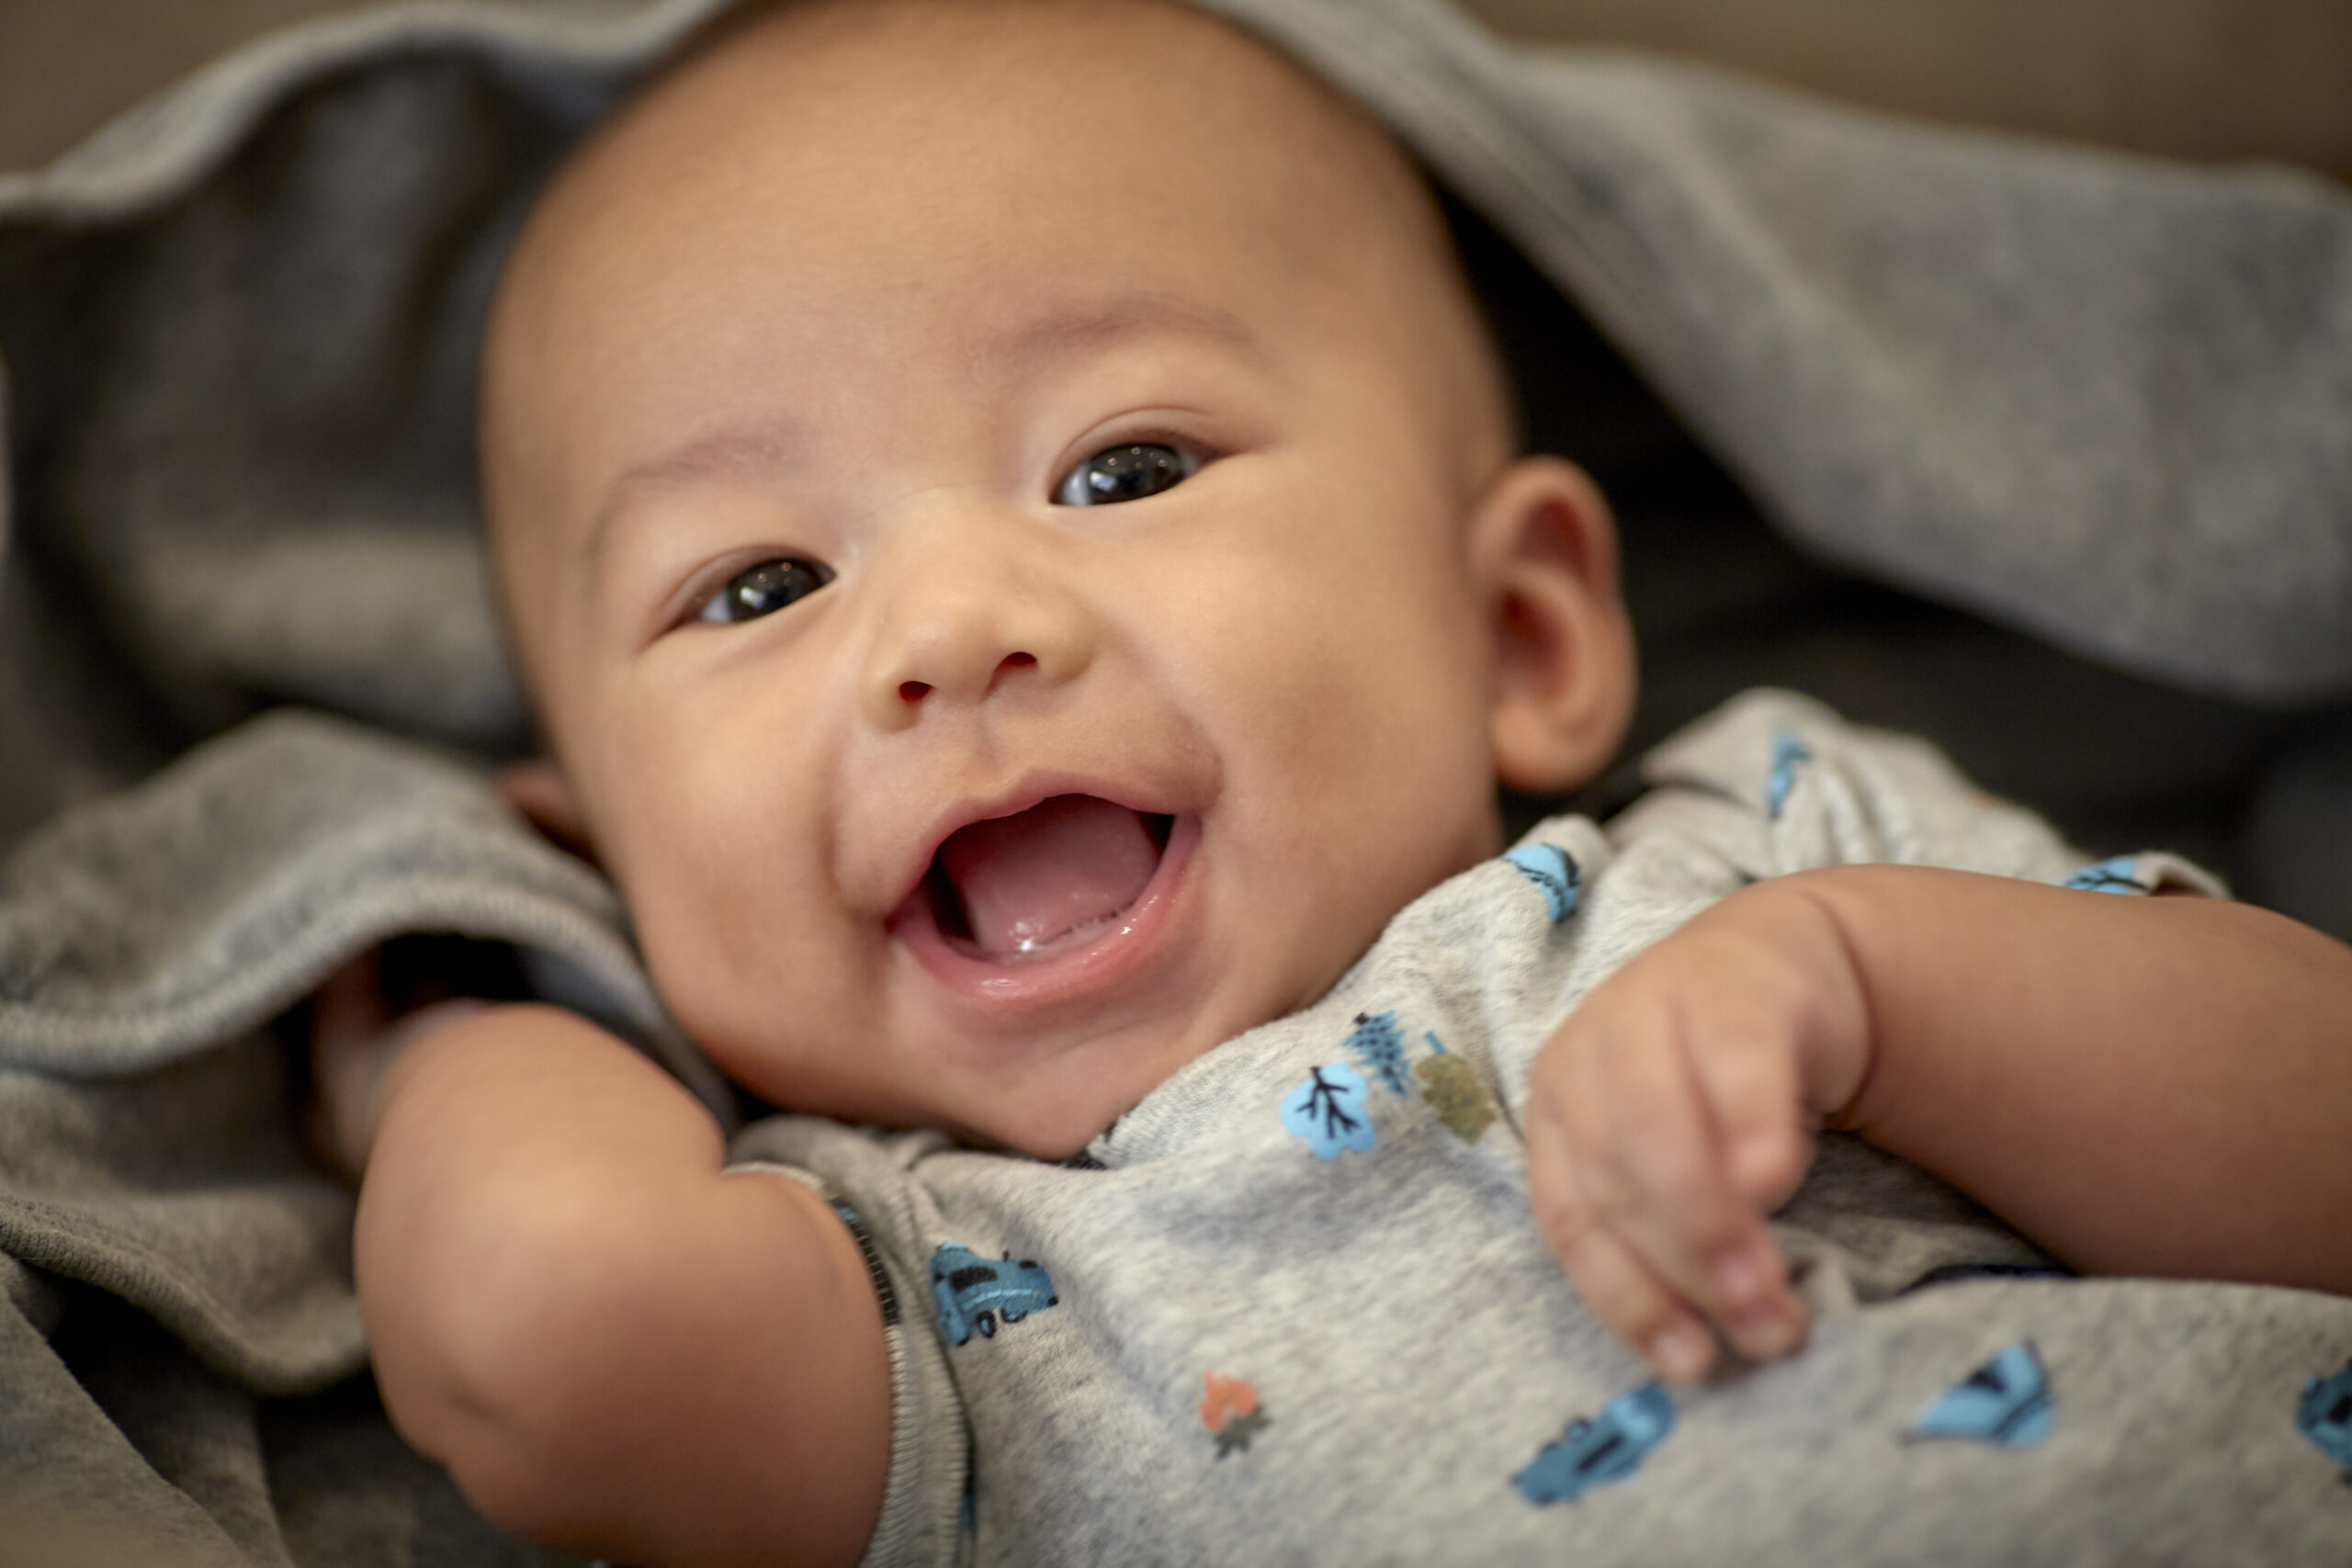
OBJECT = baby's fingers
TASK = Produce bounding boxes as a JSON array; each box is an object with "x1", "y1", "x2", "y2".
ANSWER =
[
  {"x1": 1527, "y1": 1119, "x2": 1717, "y2": 1381},
  {"x1": 1680, "y1": 1007, "x2": 1811, "y2": 1211},
  {"x1": 1550, "y1": 1014, "x2": 1807, "y2": 1363}
]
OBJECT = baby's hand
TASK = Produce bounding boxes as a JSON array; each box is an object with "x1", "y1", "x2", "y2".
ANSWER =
[
  {"x1": 308, "y1": 949, "x2": 487, "y2": 1179},
  {"x1": 1524, "y1": 879, "x2": 1871, "y2": 1382}
]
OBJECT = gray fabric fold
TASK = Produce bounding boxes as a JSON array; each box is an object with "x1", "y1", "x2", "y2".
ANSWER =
[
  {"x1": 0, "y1": 712, "x2": 705, "y2": 1564},
  {"x1": 1, "y1": 709, "x2": 701, "y2": 1089}
]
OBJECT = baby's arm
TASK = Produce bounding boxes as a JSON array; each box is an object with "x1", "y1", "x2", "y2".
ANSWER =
[
  {"x1": 1524, "y1": 867, "x2": 2352, "y2": 1382},
  {"x1": 314, "y1": 970, "x2": 889, "y2": 1568}
]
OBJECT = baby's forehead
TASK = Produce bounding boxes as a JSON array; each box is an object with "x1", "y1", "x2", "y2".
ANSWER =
[
  {"x1": 507, "y1": 0, "x2": 1441, "y2": 311},
  {"x1": 482, "y1": 0, "x2": 1510, "y2": 626}
]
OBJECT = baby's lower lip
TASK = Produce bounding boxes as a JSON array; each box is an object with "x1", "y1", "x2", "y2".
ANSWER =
[{"x1": 887, "y1": 813, "x2": 1201, "y2": 1015}]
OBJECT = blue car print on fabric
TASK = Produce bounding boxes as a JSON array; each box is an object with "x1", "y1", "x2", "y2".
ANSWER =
[
  {"x1": 2296, "y1": 1360, "x2": 2352, "y2": 1474},
  {"x1": 930, "y1": 1242, "x2": 1058, "y2": 1348},
  {"x1": 1912, "y1": 1341, "x2": 2052, "y2": 1446},
  {"x1": 2062, "y1": 856, "x2": 2149, "y2": 895},
  {"x1": 1766, "y1": 731, "x2": 1811, "y2": 818},
  {"x1": 1515, "y1": 1383, "x2": 1675, "y2": 1505},
  {"x1": 1504, "y1": 843, "x2": 1580, "y2": 922},
  {"x1": 1281, "y1": 1063, "x2": 1376, "y2": 1159}
]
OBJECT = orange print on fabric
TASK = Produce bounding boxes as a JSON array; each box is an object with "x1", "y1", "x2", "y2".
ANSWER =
[{"x1": 1200, "y1": 1371, "x2": 1272, "y2": 1457}]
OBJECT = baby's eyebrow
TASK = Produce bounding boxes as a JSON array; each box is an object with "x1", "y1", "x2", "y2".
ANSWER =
[
  {"x1": 977, "y1": 291, "x2": 1268, "y2": 374},
  {"x1": 575, "y1": 295, "x2": 1261, "y2": 572},
  {"x1": 582, "y1": 417, "x2": 809, "y2": 573}
]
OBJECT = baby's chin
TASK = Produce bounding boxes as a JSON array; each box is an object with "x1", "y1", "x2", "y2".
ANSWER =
[
  {"x1": 716, "y1": 1006, "x2": 1251, "y2": 1162},
  {"x1": 700, "y1": 1034, "x2": 1161, "y2": 1161},
  {"x1": 738, "y1": 1077, "x2": 1141, "y2": 1164},
  {"x1": 944, "y1": 1041, "x2": 1226, "y2": 1161}
]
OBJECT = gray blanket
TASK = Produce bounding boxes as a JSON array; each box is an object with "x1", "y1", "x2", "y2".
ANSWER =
[{"x1": 1, "y1": 0, "x2": 2346, "y2": 1560}]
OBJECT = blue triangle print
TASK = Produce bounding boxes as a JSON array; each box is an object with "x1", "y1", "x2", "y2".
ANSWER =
[
  {"x1": 1913, "y1": 1341, "x2": 2052, "y2": 1447},
  {"x1": 1503, "y1": 843, "x2": 1580, "y2": 922},
  {"x1": 2295, "y1": 1359, "x2": 2352, "y2": 1471}
]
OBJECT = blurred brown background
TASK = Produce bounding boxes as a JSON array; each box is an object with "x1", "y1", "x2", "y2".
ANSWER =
[{"x1": 2, "y1": 0, "x2": 2348, "y2": 176}]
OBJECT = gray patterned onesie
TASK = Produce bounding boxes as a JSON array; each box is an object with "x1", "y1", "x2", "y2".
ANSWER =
[{"x1": 731, "y1": 690, "x2": 2352, "y2": 1567}]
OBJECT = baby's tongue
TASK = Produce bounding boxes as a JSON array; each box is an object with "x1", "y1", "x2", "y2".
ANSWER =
[{"x1": 937, "y1": 795, "x2": 1161, "y2": 958}]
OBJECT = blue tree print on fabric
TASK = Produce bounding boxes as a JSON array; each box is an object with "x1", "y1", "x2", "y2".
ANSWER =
[
  {"x1": 1503, "y1": 843, "x2": 1580, "y2": 922},
  {"x1": 1912, "y1": 1341, "x2": 2052, "y2": 1446},
  {"x1": 1344, "y1": 1010, "x2": 1411, "y2": 1096},
  {"x1": 1281, "y1": 1064, "x2": 1376, "y2": 1159},
  {"x1": 2062, "y1": 856, "x2": 2150, "y2": 895},
  {"x1": 1767, "y1": 731, "x2": 1812, "y2": 818}
]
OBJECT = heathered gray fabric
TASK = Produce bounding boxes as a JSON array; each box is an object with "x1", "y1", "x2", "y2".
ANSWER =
[
  {"x1": 0, "y1": 712, "x2": 718, "y2": 1565},
  {"x1": 733, "y1": 693, "x2": 2336, "y2": 1568},
  {"x1": 0, "y1": 0, "x2": 2347, "y2": 1559}
]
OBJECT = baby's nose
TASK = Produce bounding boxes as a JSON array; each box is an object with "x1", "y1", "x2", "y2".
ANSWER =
[
  {"x1": 857, "y1": 519, "x2": 1093, "y2": 730},
  {"x1": 893, "y1": 649, "x2": 1038, "y2": 706}
]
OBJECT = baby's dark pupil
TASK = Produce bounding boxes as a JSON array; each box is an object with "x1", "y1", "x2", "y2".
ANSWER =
[
  {"x1": 724, "y1": 559, "x2": 829, "y2": 620},
  {"x1": 1082, "y1": 444, "x2": 1186, "y2": 502}
]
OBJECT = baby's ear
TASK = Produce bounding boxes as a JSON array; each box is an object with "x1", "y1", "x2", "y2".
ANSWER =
[
  {"x1": 1468, "y1": 456, "x2": 1637, "y2": 795},
  {"x1": 494, "y1": 758, "x2": 602, "y2": 868}
]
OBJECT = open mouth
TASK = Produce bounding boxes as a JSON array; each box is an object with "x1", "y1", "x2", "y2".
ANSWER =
[{"x1": 922, "y1": 795, "x2": 1175, "y2": 964}]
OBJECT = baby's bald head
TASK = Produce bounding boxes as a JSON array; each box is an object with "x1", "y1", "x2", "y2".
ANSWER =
[{"x1": 479, "y1": 0, "x2": 1513, "y2": 713}]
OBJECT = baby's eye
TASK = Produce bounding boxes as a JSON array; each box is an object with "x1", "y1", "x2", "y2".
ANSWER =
[
  {"x1": 697, "y1": 558, "x2": 834, "y2": 624},
  {"x1": 1054, "y1": 443, "x2": 1198, "y2": 507}
]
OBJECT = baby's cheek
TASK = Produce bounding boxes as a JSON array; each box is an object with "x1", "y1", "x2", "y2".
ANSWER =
[
  {"x1": 1238, "y1": 726, "x2": 1490, "y2": 1006},
  {"x1": 616, "y1": 850, "x2": 843, "y2": 1089},
  {"x1": 658, "y1": 951, "x2": 876, "y2": 1120}
]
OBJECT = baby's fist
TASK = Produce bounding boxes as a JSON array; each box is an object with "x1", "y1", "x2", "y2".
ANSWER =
[{"x1": 1523, "y1": 876, "x2": 1871, "y2": 1381}]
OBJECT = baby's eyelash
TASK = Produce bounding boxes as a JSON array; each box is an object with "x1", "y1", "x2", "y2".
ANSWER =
[
  {"x1": 1053, "y1": 442, "x2": 1201, "y2": 507},
  {"x1": 695, "y1": 557, "x2": 834, "y2": 625}
]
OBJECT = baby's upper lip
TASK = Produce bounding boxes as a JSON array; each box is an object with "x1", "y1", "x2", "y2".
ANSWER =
[{"x1": 883, "y1": 771, "x2": 1186, "y2": 919}]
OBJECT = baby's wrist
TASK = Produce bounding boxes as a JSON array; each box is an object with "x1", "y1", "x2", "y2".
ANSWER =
[
  {"x1": 311, "y1": 994, "x2": 491, "y2": 1178},
  {"x1": 1701, "y1": 873, "x2": 1879, "y2": 1126}
]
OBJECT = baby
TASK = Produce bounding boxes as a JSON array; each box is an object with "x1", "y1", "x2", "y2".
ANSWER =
[{"x1": 312, "y1": 0, "x2": 2352, "y2": 1562}]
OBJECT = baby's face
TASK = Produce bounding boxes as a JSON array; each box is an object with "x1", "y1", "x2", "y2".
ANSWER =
[{"x1": 484, "y1": 0, "x2": 1564, "y2": 1155}]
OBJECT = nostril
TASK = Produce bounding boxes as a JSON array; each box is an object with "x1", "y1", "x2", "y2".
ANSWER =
[
  {"x1": 899, "y1": 680, "x2": 932, "y2": 703},
  {"x1": 1001, "y1": 652, "x2": 1036, "y2": 671}
]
